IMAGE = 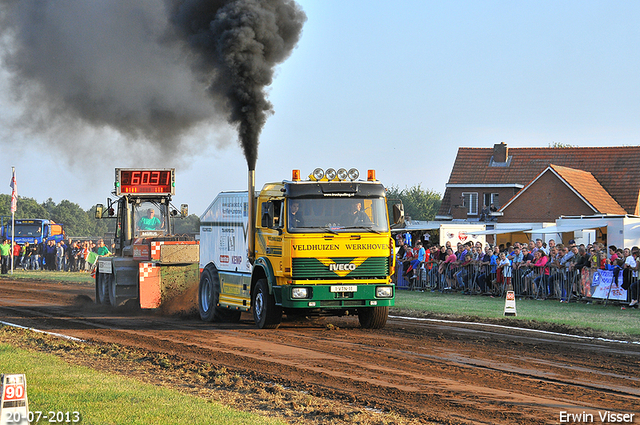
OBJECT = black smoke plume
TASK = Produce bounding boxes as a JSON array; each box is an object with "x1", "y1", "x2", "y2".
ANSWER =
[
  {"x1": 0, "y1": 0, "x2": 306, "y2": 170},
  {"x1": 169, "y1": 0, "x2": 306, "y2": 170}
]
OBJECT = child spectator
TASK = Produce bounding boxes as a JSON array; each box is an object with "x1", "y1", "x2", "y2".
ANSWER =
[{"x1": 498, "y1": 252, "x2": 512, "y2": 291}]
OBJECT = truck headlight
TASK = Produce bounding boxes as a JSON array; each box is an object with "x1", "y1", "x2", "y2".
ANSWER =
[
  {"x1": 325, "y1": 168, "x2": 337, "y2": 181},
  {"x1": 292, "y1": 287, "x2": 310, "y2": 299},
  {"x1": 376, "y1": 286, "x2": 393, "y2": 298},
  {"x1": 337, "y1": 168, "x2": 348, "y2": 181},
  {"x1": 312, "y1": 168, "x2": 324, "y2": 180}
]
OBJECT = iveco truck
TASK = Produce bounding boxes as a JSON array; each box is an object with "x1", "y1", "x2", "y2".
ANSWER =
[{"x1": 199, "y1": 167, "x2": 403, "y2": 329}]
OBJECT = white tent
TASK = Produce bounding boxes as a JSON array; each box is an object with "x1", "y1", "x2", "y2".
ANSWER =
[
  {"x1": 525, "y1": 218, "x2": 611, "y2": 234},
  {"x1": 472, "y1": 225, "x2": 534, "y2": 235}
]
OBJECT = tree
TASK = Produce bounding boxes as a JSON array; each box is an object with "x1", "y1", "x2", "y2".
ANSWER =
[
  {"x1": 48, "y1": 199, "x2": 95, "y2": 236},
  {"x1": 172, "y1": 214, "x2": 200, "y2": 235},
  {"x1": 0, "y1": 194, "x2": 115, "y2": 237},
  {"x1": 0, "y1": 194, "x2": 48, "y2": 219},
  {"x1": 386, "y1": 184, "x2": 442, "y2": 221},
  {"x1": 549, "y1": 142, "x2": 576, "y2": 148},
  {"x1": 87, "y1": 205, "x2": 114, "y2": 237}
]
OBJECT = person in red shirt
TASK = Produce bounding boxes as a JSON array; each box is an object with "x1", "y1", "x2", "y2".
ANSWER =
[
  {"x1": 423, "y1": 244, "x2": 431, "y2": 268},
  {"x1": 532, "y1": 250, "x2": 550, "y2": 299},
  {"x1": 12, "y1": 242, "x2": 21, "y2": 269},
  {"x1": 444, "y1": 248, "x2": 457, "y2": 268},
  {"x1": 401, "y1": 243, "x2": 416, "y2": 278},
  {"x1": 440, "y1": 248, "x2": 458, "y2": 289},
  {"x1": 609, "y1": 245, "x2": 618, "y2": 264}
]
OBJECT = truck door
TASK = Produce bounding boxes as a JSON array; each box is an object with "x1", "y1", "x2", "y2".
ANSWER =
[
  {"x1": 259, "y1": 199, "x2": 284, "y2": 277},
  {"x1": 50, "y1": 224, "x2": 64, "y2": 240}
]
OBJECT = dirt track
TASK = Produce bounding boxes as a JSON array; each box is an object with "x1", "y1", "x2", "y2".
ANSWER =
[{"x1": 0, "y1": 279, "x2": 639, "y2": 425}]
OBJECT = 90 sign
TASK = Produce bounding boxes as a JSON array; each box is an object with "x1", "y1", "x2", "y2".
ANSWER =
[{"x1": 116, "y1": 169, "x2": 175, "y2": 196}]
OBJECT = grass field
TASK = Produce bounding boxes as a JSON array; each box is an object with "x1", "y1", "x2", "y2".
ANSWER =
[
  {"x1": 394, "y1": 290, "x2": 640, "y2": 337},
  {"x1": 0, "y1": 342, "x2": 284, "y2": 425},
  {"x1": 2, "y1": 270, "x2": 94, "y2": 285}
]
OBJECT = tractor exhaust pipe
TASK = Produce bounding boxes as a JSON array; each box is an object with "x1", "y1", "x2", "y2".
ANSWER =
[{"x1": 247, "y1": 168, "x2": 256, "y2": 265}]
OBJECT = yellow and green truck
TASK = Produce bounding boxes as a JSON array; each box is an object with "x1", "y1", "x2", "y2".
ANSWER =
[{"x1": 198, "y1": 167, "x2": 403, "y2": 329}]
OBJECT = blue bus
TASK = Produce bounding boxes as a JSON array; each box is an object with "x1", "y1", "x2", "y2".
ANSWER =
[{"x1": 0, "y1": 218, "x2": 65, "y2": 245}]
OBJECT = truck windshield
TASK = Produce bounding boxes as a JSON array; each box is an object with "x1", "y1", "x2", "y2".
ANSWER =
[
  {"x1": 134, "y1": 202, "x2": 167, "y2": 237},
  {"x1": 287, "y1": 197, "x2": 389, "y2": 233},
  {"x1": 7, "y1": 224, "x2": 42, "y2": 237}
]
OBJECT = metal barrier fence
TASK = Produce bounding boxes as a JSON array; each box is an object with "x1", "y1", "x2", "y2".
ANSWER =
[{"x1": 396, "y1": 260, "x2": 639, "y2": 303}]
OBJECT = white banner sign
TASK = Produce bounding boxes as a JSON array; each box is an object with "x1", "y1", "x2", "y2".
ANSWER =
[{"x1": 591, "y1": 270, "x2": 627, "y2": 301}]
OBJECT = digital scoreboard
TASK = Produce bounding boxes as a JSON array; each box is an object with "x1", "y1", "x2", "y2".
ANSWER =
[{"x1": 115, "y1": 168, "x2": 175, "y2": 196}]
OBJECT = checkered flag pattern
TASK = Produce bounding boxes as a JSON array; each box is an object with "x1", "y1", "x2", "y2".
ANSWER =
[
  {"x1": 150, "y1": 241, "x2": 164, "y2": 260},
  {"x1": 139, "y1": 263, "x2": 159, "y2": 282}
]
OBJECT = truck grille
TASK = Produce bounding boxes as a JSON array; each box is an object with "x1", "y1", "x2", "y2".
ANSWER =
[{"x1": 292, "y1": 257, "x2": 389, "y2": 279}]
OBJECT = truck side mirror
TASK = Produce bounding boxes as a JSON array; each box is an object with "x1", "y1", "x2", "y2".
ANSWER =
[
  {"x1": 393, "y1": 203, "x2": 405, "y2": 227},
  {"x1": 261, "y1": 201, "x2": 275, "y2": 228},
  {"x1": 95, "y1": 204, "x2": 104, "y2": 219},
  {"x1": 180, "y1": 204, "x2": 188, "y2": 217}
]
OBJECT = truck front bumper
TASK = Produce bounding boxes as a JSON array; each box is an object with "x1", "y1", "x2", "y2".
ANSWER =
[{"x1": 274, "y1": 282, "x2": 395, "y2": 309}]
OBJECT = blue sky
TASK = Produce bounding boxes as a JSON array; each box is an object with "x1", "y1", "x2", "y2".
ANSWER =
[{"x1": 2, "y1": 0, "x2": 640, "y2": 216}]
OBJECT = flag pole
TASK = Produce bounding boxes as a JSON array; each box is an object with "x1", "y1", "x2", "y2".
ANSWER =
[{"x1": 10, "y1": 167, "x2": 16, "y2": 275}]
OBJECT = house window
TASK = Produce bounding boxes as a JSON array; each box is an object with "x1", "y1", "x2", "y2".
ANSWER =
[
  {"x1": 462, "y1": 192, "x2": 478, "y2": 215},
  {"x1": 484, "y1": 193, "x2": 499, "y2": 209}
]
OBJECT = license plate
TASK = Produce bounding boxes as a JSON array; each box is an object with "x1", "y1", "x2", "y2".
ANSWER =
[
  {"x1": 330, "y1": 285, "x2": 357, "y2": 293},
  {"x1": 98, "y1": 259, "x2": 112, "y2": 274}
]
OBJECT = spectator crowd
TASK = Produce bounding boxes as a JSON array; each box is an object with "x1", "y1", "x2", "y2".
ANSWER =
[
  {"x1": 0, "y1": 238, "x2": 112, "y2": 274},
  {"x1": 395, "y1": 232, "x2": 639, "y2": 307}
]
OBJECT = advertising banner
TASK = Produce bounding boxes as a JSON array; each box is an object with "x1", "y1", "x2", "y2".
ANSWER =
[{"x1": 591, "y1": 270, "x2": 627, "y2": 301}]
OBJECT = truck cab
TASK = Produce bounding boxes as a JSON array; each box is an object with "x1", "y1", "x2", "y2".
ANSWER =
[
  {"x1": 0, "y1": 219, "x2": 64, "y2": 245},
  {"x1": 106, "y1": 197, "x2": 173, "y2": 256}
]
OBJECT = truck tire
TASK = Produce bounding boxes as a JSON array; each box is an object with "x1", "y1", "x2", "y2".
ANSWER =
[
  {"x1": 252, "y1": 278, "x2": 282, "y2": 329},
  {"x1": 358, "y1": 306, "x2": 389, "y2": 329},
  {"x1": 109, "y1": 276, "x2": 118, "y2": 307},
  {"x1": 95, "y1": 272, "x2": 100, "y2": 304},
  {"x1": 96, "y1": 272, "x2": 110, "y2": 305},
  {"x1": 198, "y1": 267, "x2": 242, "y2": 323},
  {"x1": 199, "y1": 268, "x2": 217, "y2": 322}
]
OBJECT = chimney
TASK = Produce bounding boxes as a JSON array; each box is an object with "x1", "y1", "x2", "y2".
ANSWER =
[{"x1": 493, "y1": 142, "x2": 508, "y2": 163}]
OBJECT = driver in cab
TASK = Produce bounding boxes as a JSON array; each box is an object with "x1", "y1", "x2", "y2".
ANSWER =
[
  {"x1": 288, "y1": 201, "x2": 304, "y2": 229},
  {"x1": 137, "y1": 208, "x2": 163, "y2": 231},
  {"x1": 348, "y1": 201, "x2": 371, "y2": 226}
]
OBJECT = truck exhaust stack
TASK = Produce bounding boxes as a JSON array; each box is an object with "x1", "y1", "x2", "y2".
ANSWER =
[{"x1": 247, "y1": 169, "x2": 256, "y2": 265}]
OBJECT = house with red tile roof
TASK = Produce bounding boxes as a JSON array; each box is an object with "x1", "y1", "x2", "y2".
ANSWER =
[
  {"x1": 500, "y1": 164, "x2": 627, "y2": 223},
  {"x1": 437, "y1": 143, "x2": 640, "y2": 222}
]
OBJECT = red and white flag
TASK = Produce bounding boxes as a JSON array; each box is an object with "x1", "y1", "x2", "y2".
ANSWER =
[{"x1": 9, "y1": 168, "x2": 17, "y2": 214}]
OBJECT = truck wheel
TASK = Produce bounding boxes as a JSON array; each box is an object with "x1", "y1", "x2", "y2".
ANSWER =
[
  {"x1": 198, "y1": 268, "x2": 242, "y2": 323},
  {"x1": 358, "y1": 306, "x2": 389, "y2": 329},
  {"x1": 199, "y1": 268, "x2": 217, "y2": 322},
  {"x1": 252, "y1": 278, "x2": 282, "y2": 329},
  {"x1": 95, "y1": 272, "x2": 100, "y2": 304},
  {"x1": 109, "y1": 275, "x2": 118, "y2": 307},
  {"x1": 96, "y1": 272, "x2": 110, "y2": 305}
]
